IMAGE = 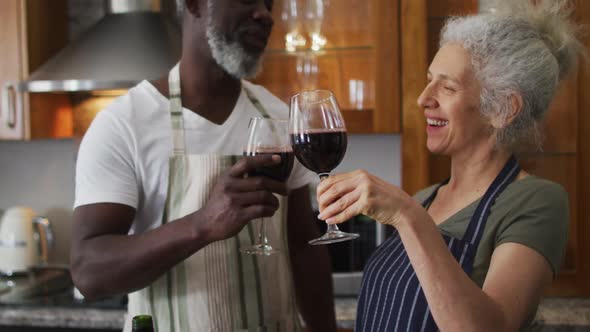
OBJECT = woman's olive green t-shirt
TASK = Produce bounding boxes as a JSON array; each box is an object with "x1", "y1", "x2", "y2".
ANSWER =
[{"x1": 414, "y1": 175, "x2": 569, "y2": 286}]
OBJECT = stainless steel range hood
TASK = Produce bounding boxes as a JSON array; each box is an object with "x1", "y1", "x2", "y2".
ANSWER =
[{"x1": 14, "y1": 0, "x2": 181, "y2": 93}]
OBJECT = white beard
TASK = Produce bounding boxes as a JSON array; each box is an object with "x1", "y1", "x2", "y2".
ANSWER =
[{"x1": 205, "y1": 8, "x2": 263, "y2": 79}]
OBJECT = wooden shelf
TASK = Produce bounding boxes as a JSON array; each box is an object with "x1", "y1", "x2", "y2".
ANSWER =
[{"x1": 266, "y1": 45, "x2": 375, "y2": 57}]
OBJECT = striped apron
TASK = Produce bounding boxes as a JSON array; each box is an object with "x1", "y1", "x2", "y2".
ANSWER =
[
  {"x1": 124, "y1": 64, "x2": 301, "y2": 332},
  {"x1": 355, "y1": 156, "x2": 520, "y2": 331}
]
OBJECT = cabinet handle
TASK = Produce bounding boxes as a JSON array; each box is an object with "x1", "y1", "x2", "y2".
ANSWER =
[{"x1": 1, "y1": 83, "x2": 20, "y2": 129}]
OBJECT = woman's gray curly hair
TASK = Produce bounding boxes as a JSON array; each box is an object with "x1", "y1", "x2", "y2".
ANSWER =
[{"x1": 440, "y1": 0, "x2": 584, "y2": 150}]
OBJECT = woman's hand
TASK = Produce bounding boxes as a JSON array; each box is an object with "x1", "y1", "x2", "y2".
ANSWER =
[{"x1": 316, "y1": 170, "x2": 414, "y2": 227}]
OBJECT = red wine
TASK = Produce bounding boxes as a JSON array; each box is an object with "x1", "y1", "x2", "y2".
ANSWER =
[
  {"x1": 290, "y1": 130, "x2": 347, "y2": 174},
  {"x1": 243, "y1": 150, "x2": 294, "y2": 182}
]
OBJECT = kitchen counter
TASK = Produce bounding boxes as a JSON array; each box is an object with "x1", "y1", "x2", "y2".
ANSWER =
[
  {"x1": 335, "y1": 297, "x2": 590, "y2": 331},
  {"x1": 0, "y1": 267, "x2": 127, "y2": 330},
  {"x1": 1, "y1": 297, "x2": 590, "y2": 330},
  {"x1": 0, "y1": 306, "x2": 125, "y2": 330}
]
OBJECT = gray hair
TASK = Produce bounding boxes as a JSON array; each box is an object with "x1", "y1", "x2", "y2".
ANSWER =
[{"x1": 440, "y1": 0, "x2": 583, "y2": 150}]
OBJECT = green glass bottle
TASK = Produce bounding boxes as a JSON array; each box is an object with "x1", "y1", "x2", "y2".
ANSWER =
[{"x1": 132, "y1": 315, "x2": 155, "y2": 332}]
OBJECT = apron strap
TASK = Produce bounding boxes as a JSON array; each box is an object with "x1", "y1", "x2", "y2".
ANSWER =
[
  {"x1": 168, "y1": 63, "x2": 186, "y2": 156},
  {"x1": 463, "y1": 155, "x2": 520, "y2": 246},
  {"x1": 243, "y1": 86, "x2": 271, "y2": 119},
  {"x1": 421, "y1": 155, "x2": 520, "y2": 248}
]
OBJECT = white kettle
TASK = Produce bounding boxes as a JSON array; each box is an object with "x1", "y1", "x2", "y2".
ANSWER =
[{"x1": 0, "y1": 206, "x2": 54, "y2": 275}]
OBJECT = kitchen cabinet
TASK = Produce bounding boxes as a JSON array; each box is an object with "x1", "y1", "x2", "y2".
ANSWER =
[
  {"x1": 402, "y1": 0, "x2": 590, "y2": 296},
  {"x1": 0, "y1": 0, "x2": 70, "y2": 140},
  {"x1": 0, "y1": 0, "x2": 28, "y2": 139},
  {"x1": 535, "y1": 0, "x2": 590, "y2": 296},
  {"x1": 253, "y1": 0, "x2": 400, "y2": 133}
]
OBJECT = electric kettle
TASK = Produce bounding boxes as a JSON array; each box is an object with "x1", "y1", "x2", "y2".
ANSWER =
[{"x1": 0, "y1": 206, "x2": 54, "y2": 275}]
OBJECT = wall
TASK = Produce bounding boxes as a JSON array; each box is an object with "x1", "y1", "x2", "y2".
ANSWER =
[
  {"x1": 335, "y1": 135, "x2": 400, "y2": 185},
  {"x1": 0, "y1": 139, "x2": 76, "y2": 265}
]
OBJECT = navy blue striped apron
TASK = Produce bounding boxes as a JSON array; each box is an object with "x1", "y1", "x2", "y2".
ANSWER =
[{"x1": 355, "y1": 156, "x2": 520, "y2": 331}]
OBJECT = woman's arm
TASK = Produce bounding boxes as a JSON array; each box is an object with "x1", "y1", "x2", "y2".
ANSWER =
[
  {"x1": 317, "y1": 170, "x2": 552, "y2": 332},
  {"x1": 397, "y1": 206, "x2": 551, "y2": 332}
]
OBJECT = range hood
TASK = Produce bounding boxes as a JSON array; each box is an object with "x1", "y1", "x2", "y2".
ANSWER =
[{"x1": 14, "y1": 0, "x2": 181, "y2": 93}]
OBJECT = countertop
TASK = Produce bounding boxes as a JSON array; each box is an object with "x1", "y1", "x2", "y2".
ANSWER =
[
  {"x1": 0, "y1": 306, "x2": 125, "y2": 329},
  {"x1": 0, "y1": 267, "x2": 126, "y2": 330},
  {"x1": 1, "y1": 297, "x2": 590, "y2": 330}
]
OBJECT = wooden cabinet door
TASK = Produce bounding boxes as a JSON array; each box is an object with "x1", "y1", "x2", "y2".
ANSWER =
[
  {"x1": 0, "y1": 0, "x2": 68, "y2": 140},
  {"x1": 25, "y1": 0, "x2": 69, "y2": 140},
  {"x1": 253, "y1": 0, "x2": 400, "y2": 134},
  {"x1": 0, "y1": 0, "x2": 28, "y2": 139},
  {"x1": 541, "y1": 0, "x2": 590, "y2": 296}
]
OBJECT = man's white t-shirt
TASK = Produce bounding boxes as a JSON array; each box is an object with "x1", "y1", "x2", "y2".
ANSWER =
[{"x1": 74, "y1": 80, "x2": 316, "y2": 235}]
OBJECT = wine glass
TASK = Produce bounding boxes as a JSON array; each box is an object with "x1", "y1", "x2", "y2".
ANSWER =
[
  {"x1": 303, "y1": 0, "x2": 328, "y2": 51},
  {"x1": 289, "y1": 90, "x2": 360, "y2": 245},
  {"x1": 296, "y1": 54, "x2": 319, "y2": 90},
  {"x1": 240, "y1": 117, "x2": 294, "y2": 255},
  {"x1": 281, "y1": 0, "x2": 307, "y2": 52}
]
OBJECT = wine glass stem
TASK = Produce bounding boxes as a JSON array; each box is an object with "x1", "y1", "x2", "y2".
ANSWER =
[
  {"x1": 258, "y1": 218, "x2": 268, "y2": 246},
  {"x1": 319, "y1": 173, "x2": 341, "y2": 233},
  {"x1": 326, "y1": 223, "x2": 341, "y2": 233}
]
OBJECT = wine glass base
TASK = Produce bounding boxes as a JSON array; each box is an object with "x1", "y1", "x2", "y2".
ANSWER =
[
  {"x1": 308, "y1": 230, "x2": 360, "y2": 245},
  {"x1": 240, "y1": 244, "x2": 280, "y2": 256}
]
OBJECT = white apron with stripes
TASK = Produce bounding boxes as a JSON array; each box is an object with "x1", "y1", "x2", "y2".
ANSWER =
[{"x1": 123, "y1": 64, "x2": 301, "y2": 332}]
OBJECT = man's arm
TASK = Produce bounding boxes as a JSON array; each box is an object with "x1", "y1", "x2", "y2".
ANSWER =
[
  {"x1": 71, "y1": 203, "x2": 209, "y2": 299},
  {"x1": 71, "y1": 155, "x2": 287, "y2": 299},
  {"x1": 287, "y1": 186, "x2": 337, "y2": 332}
]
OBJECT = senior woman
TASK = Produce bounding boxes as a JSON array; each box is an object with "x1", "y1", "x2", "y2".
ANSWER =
[{"x1": 317, "y1": 1, "x2": 583, "y2": 331}]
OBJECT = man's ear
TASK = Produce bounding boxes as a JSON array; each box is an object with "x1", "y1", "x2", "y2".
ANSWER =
[
  {"x1": 185, "y1": 0, "x2": 201, "y2": 17},
  {"x1": 491, "y1": 92, "x2": 524, "y2": 129}
]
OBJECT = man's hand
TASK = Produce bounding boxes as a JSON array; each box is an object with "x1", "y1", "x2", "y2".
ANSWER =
[{"x1": 194, "y1": 154, "x2": 288, "y2": 242}]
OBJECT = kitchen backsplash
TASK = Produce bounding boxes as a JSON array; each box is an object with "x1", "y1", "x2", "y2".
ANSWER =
[
  {"x1": 0, "y1": 139, "x2": 76, "y2": 266},
  {"x1": 0, "y1": 135, "x2": 400, "y2": 264},
  {"x1": 333, "y1": 135, "x2": 400, "y2": 185}
]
